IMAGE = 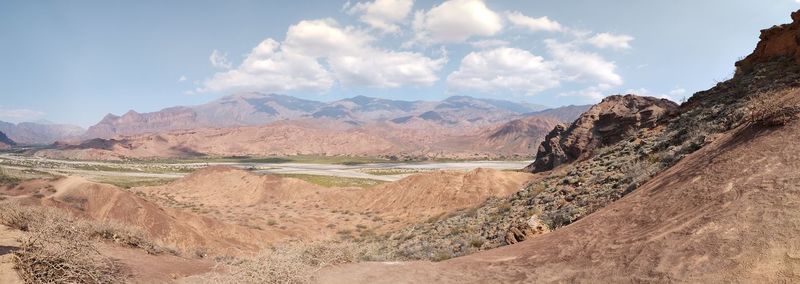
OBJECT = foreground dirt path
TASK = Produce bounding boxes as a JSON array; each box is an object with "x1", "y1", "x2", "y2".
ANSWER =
[{"x1": 0, "y1": 225, "x2": 23, "y2": 284}]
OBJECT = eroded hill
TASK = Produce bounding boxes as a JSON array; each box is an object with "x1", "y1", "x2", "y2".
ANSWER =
[{"x1": 313, "y1": 9, "x2": 800, "y2": 283}]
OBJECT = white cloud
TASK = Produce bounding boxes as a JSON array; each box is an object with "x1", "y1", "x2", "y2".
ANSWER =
[
  {"x1": 331, "y1": 50, "x2": 445, "y2": 88},
  {"x1": 545, "y1": 39, "x2": 623, "y2": 86},
  {"x1": 587, "y1": 32, "x2": 634, "y2": 50},
  {"x1": 178, "y1": 75, "x2": 187, "y2": 82},
  {"x1": 202, "y1": 39, "x2": 334, "y2": 93},
  {"x1": 448, "y1": 39, "x2": 625, "y2": 96},
  {"x1": 411, "y1": 0, "x2": 502, "y2": 44},
  {"x1": 202, "y1": 18, "x2": 444, "y2": 93},
  {"x1": 447, "y1": 47, "x2": 560, "y2": 95},
  {"x1": 470, "y1": 39, "x2": 509, "y2": 49},
  {"x1": 283, "y1": 19, "x2": 374, "y2": 57},
  {"x1": 209, "y1": 50, "x2": 233, "y2": 69},
  {"x1": 0, "y1": 106, "x2": 46, "y2": 123},
  {"x1": 347, "y1": 0, "x2": 413, "y2": 33},
  {"x1": 506, "y1": 11, "x2": 562, "y2": 32}
]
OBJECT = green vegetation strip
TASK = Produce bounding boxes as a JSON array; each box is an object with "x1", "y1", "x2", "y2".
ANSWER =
[
  {"x1": 276, "y1": 173, "x2": 385, "y2": 188},
  {"x1": 89, "y1": 176, "x2": 177, "y2": 189}
]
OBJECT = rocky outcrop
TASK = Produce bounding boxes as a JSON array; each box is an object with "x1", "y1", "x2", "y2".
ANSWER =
[
  {"x1": 526, "y1": 95, "x2": 678, "y2": 173},
  {"x1": 522, "y1": 124, "x2": 566, "y2": 172},
  {"x1": 735, "y1": 10, "x2": 800, "y2": 75}
]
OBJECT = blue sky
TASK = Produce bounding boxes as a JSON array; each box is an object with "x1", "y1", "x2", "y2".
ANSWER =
[{"x1": 0, "y1": 0, "x2": 797, "y2": 127}]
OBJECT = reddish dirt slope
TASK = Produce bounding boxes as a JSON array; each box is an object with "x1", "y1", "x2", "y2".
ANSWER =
[
  {"x1": 317, "y1": 119, "x2": 800, "y2": 283},
  {"x1": 39, "y1": 177, "x2": 280, "y2": 253},
  {"x1": 355, "y1": 169, "x2": 532, "y2": 221},
  {"x1": 137, "y1": 167, "x2": 533, "y2": 237}
]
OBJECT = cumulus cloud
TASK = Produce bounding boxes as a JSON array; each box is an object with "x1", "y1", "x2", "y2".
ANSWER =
[
  {"x1": 202, "y1": 38, "x2": 334, "y2": 93},
  {"x1": 0, "y1": 106, "x2": 46, "y2": 123},
  {"x1": 447, "y1": 39, "x2": 624, "y2": 96},
  {"x1": 209, "y1": 50, "x2": 233, "y2": 69},
  {"x1": 506, "y1": 11, "x2": 562, "y2": 32},
  {"x1": 202, "y1": 18, "x2": 444, "y2": 93},
  {"x1": 177, "y1": 75, "x2": 187, "y2": 82},
  {"x1": 283, "y1": 19, "x2": 373, "y2": 57},
  {"x1": 447, "y1": 47, "x2": 560, "y2": 95},
  {"x1": 587, "y1": 32, "x2": 634, "y2": 50},
  {"x1": 545, "y1": 39, "x2": 623, "y2": 86},
  {"x1": 347, "y1": 0, "x2": 413, "y2": 33},
  {"x1": 411, "y1": 0, "x2": 502, "y2": 44},
  {"x1": 331, "y1": 50, "x2": 444, "y2": 87}
]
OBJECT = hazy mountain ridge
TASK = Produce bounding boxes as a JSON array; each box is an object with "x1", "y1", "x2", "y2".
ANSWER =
[
  {"x1": 83, "y1": 93, "x2": 556, "y2": 139},
  {"x1": 0, "y1": 121, "x2": 85, "y2": 145}
]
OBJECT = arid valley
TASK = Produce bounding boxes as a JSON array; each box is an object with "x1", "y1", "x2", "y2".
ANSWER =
[{"x1": 3, "y1": 1, "x2": 800, "y2": 283}]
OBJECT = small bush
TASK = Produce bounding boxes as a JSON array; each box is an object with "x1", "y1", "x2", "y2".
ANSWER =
[{"x1": 747, "y1": 88, "x2": 800, "y2": 126}]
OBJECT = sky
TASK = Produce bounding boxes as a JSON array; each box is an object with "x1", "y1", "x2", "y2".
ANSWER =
[{"x1": 0, "y1": 0, "x2": 798, "y2": 127}]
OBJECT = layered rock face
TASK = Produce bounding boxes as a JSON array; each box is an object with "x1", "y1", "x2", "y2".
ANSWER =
[
  {"x1": 735, "y1": 10, "x2": 800, "y2": 75},
  {"x1": 526, "y1": 94, "x2": 678, "y2": 173}
]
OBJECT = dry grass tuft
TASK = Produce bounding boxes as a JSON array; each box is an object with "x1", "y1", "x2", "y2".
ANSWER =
[
  {"x1": 207, "y1": 241, "x2": 389, "y2": 284},
  {"x1": 747, "y1": 88, "x2": 800, "y2": 127}
]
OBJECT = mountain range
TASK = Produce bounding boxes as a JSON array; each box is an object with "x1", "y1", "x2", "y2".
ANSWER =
[
  {"x1": 32, "y1": 94, "x2": 589, "y2": 160},
  {"x1": 0, "y1": 121, "x2": 84, "y2": 145},
  {"x1": 82, "y1": 93, "x2": 555, "y2": 139}
]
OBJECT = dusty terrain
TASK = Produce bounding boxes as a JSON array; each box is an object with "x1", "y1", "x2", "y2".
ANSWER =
[
  {"x1": 0, "y1": 225, "x2": 23, "y2": 284},
  {"x1": 0, "y1": 166, "x2": 533, "y2": 254},
  {"x1": 134, "y1": 167, "x2": 533, "y2": 238},
  {"x1": 317, "y1": 110, "x2": 800, "y2": 283}
]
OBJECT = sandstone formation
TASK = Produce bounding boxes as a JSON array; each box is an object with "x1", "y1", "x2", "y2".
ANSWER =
[
  {"x1": 526, "y1": 94, "x2": 678, "y2": 173},
  {"x1": 735, "y1": 10, "x2": 800, "y2": 75}
]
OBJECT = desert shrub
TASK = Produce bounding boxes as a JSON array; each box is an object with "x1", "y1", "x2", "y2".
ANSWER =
[
  {"x1": 540, "y1": 204, "x2": 582, "y2": 229},
  {"x1": 0, "y1": 203, "x2": 170, "y2": 254},
  {"x1": 747, "y1": 88, "x2": 800, "y2": 126},
  {"x1": 0, "y1": 203, "x2": 124, "y2": 283},
  {"x1": 207, "y1": 241, "x2": 389, "y2": 284},
  {"x1": 0, "y1": 202, "x2": 180, "y2": 283},
  {"x1": 87, "y1": 221, "x2": 172, "y2": 255}
]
